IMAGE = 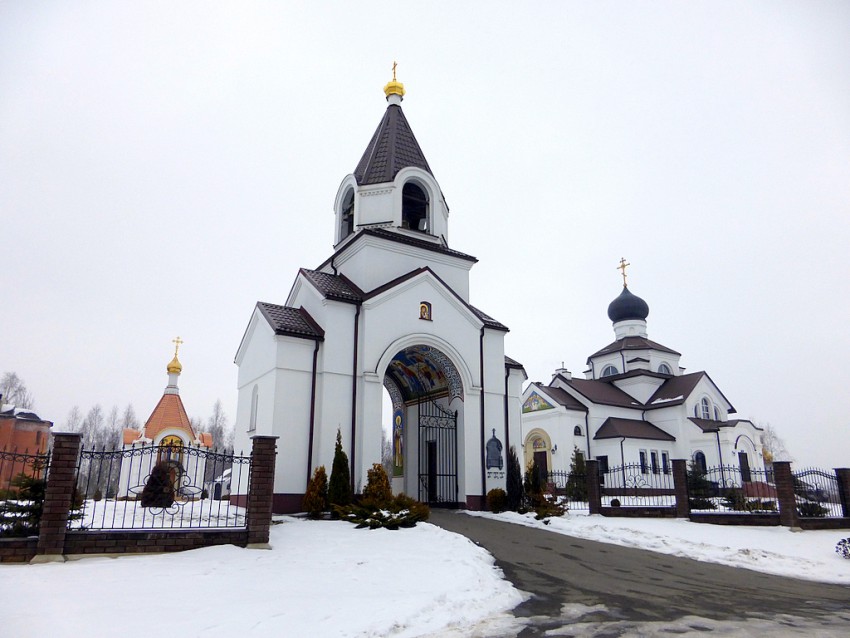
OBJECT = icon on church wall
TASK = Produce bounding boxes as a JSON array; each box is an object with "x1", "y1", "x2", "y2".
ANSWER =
[
  {"x1": 392, "y1": 409, "x2": 404, "y2": 476},
  {"x1": 419, "y1": 301, "x2": 432, "y2": 321},
  {"x1": 485, "y1": 429, "x2": 503, "y2": 470}
]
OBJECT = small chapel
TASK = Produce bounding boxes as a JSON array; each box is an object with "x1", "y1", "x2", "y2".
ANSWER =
[
  {"x1": 233, "y1": 70, "x2": 527, "y2": 512},
  {"x1": 521, "y1": 260, "x2": 765, "y2": 480},
  {"x1": 118, "y1": 339, "x2": 213, "y2": 499}
]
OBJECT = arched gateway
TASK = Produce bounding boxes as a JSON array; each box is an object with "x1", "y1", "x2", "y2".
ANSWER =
[{"x1": 233, "y1": 71, "x2": 527, "y2": 513}]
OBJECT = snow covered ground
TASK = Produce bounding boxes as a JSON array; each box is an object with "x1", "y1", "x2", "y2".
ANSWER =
[
  {"x1": 0, "y1": 516, "x2": 523, "y2": 638},
  {"x1": 1, "y1": 511, "x2": 849, "y2": 637},
  {"x1": 468, "y1": 510, "x2": 850, "y2": 585}
]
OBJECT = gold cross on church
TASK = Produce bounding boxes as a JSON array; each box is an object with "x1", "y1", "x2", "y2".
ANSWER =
[
  {"x1": 392, "y1": 61, "x2": 398, "y2": 81},
  {"x1": 617, "y1": 258, "x2": 630, "y2": 287},
  {"x1": 172, "y1": 336, "x2": 184, "y2": 355}
]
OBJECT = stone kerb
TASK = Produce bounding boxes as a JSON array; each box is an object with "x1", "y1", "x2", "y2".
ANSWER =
[
  {"x1": 246, "y1": 435, "x2": 278, "y2": 548},
  {"x1": 773, "y1": 461, "x2": 799, "y2": 528},
  {"x1": 33, "y1": 432, "x2": 81, "y2": 563},
  {"x1": 672, "y1": 459, "x2": 690, "y2": 518},
  {"x1": 585, "y1": 459, "x2": 602, "y2": 515}
]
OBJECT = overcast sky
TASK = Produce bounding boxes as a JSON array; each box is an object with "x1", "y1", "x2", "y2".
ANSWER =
[{"x1": 2, "y1": 2, "x2": 848, "y2": 467}]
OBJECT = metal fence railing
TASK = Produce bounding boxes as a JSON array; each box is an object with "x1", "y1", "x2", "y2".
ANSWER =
[
  {"x1": 601, "y1": 462, "x2": 675, "y2": 507},
  {"x1": 793, "y1": 467, "x2": 843, "y2": 518},
  {"x1": 0, "y1": 447, "x2": 50, "y2": 537},
  {"x1": 689, "y1": 465, "x2": 777, "y2": 513},
  {"x1": 69, "y1": 444, "x2": 250, "y2": 531},
  {"x1": 546, "y1": 470, "x2": 589, "y2": 511}
]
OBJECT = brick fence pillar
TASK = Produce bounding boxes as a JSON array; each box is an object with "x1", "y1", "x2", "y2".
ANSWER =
[
  {"x1": 585, "y1": 460, "x2": 602, "y2": 515},
  {"x1": 246, "y1": 435, "x2": 278, "y2": 548},
  {"x1": 672, "y1": 459, "x2": 690, "y2": 518},
  {"x1": 773, "y1": 461, "x2": 799, "y2": 528},
  {"x1": 835, "y1": 468, "x2": 850, "y2": 518},
  {"x1": 33, "y1": 432, "x2": 81, "y2": 563}
]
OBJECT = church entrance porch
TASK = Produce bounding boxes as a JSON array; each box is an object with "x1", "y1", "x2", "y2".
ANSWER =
[{"x1": 383, "y1": 344, "x2": 465, "y2": 508}]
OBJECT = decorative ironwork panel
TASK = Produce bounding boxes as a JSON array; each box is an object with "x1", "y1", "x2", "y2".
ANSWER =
[
  {"x1": 417, "y1": 399, "x2": 458, "y2": 506},
  {"x1": 793, "y1": 467, "x2": 842, "y2": 518},
  {"x1": 601, "y1": 462, "x2": 676, "y2": 508},
  {"x1": 69, "y1": 444, "x2": 251, "y2": 530}
]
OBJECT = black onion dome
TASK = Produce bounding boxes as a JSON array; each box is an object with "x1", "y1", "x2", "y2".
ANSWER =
[{"x1": 607, "y1": 286, "x2": 649, "y2": 322}]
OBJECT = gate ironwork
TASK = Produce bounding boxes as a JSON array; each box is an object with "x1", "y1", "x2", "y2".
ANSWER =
[{"x1": 417, "y1": 399, "x2": 458, "y2": 507}]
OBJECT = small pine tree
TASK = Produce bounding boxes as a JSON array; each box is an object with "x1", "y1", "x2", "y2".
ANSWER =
[
  {"x1": 0, "y1": 472, "x2": 46, "y2": 537},
  {"x1": 565, "y1": 446, "x2": 588, "y2": 502},
  {"x1": 505, "y1": 445, "x2": 524, "y2": 511},
  {"x1": 302, "y1": 466, "x2": 329, "y2": 518},
  {"x1": 362, "y1": 463, "x2": 392, "y2": 507},
  {"x1": 328, "y1": 429, "x2": 352, "y2": 507},
  {"x1": 524, "y1": 459, "x2": 544, "y2": 508},
  {"x1": 140, "y1": 462, "x2": 175, "y2": 508}
]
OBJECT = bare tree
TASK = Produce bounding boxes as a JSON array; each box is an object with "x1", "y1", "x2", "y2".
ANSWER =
[
  {"x1": 760, "y1": 423, "x2": 792, "y2": 464},
  {"x1": 204, "y1": 399, "x2": 233, "y2": 451},
  {"x1": 65, "y1": 405, "x2": 83, "y2": 432},
  {"x1": 121, "y1": 403, "x2": 140, "y2": 431},
  {"x1": 0, "y1": 372, "x2": 35, "y2": 409}
]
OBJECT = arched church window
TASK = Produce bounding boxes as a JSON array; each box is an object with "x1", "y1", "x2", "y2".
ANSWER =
[
  {"x1": 249, "y1": 385, "x2": 258, "y2": 432},
  {"x1": 693, "y1": 451, "x2": 707, "y2": 474},
  {"x1": 658, "y1": 363, "x2": 672, "y2": 375},
  {"x1": 601, "y1": 365, "x2": 618, "y2": 378},
  {"x1": 340, "y1": 189, "x2": 355, "y2": 240},
  {"x1": 573, "y1": 425, "x2": 583, "y2": 436},
  {"x1": 158, "y1": 435, "x2": 184, "y2": 465},
  {"x1": 700, "y1": 397, "x2": 711, "y2": 420},
  {"x1": 402, "y1": 182, "x2": 428, "y2": 232}
]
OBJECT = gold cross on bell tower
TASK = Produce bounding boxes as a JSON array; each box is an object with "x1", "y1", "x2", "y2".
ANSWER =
[
  {"x1": 172, "y1": 336, "x2": 184, "y2": 356},
  {"x1": 617, "y1": 258, "x2": 631, "y2": 288},
  {"x1": 392, "y1": 60, "x2": 398, "y2": 81}
]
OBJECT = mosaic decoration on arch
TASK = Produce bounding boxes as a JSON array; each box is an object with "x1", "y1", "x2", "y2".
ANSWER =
[
  {"x1": 392, "y1": 408, "x2": 404, "y2": 477},
  {"x1": 386, "y1": 345, "x2": 463, "y2": 403},
  {"x1": 522, "y1": 391, "x2": 554, "y2": 413}
]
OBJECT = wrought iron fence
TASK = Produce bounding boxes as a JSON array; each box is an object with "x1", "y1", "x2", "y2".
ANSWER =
[
  {"x1": 69, "y1": 443, "x2": 250, "y2": 531},
  {"x1": 601, "y1": 462, "x2": 676, "y2": 507},
  {"x1": 0, "y1": 447, "x2": 50, "y2": 537},
  {"x1": 688, "y1": 465, "x2": 777, "y2": 513},
  {"x1": 546, "y1": 470, "x2": 589, "y2": 511},
  {"x1": 793, "y1": 467, "x2": 842, "y2": 518}
]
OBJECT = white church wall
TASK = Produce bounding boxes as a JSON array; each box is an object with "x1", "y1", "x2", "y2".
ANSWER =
[{"x1": 336, "y1": 239, "x2": 472, "y2": 301}]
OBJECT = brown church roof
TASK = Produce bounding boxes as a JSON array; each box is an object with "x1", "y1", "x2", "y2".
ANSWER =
[
  {"x1": 136, "y1": 393, "x2": 195, "y2": 443},
  {"x1": 595, "y1": 417, "x2": 676, "y2": 441},
  {"x1": 354, "y1": 104, "x2": 433, "y2": 185}
]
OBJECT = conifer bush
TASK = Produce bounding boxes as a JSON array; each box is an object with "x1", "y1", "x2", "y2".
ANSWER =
[
  {"x1": 836, "y1": 538, "x2": 850, "y2": 559},
  {"x1": 335, "y1": 465, "x2": 429, "y2": 530},
  {"x1": 302, "y1": 465, "x2": 329, "y2": 518},
  {"x1": 140, "y1": 462, "x2": 175, "y2": 508},
  {"x1": 487, "y1": 488, "x2": 508, "y2": 513},
  {"x1": 505, "y1": 445, "x2": 524, "y2": 511},
  {"x1": 798, "y1": 501, "x2": 828, "y2": 517},
  {"x1": 328, "y1": 429, "x2": 352, "y2": 508},
  {"x1": 524, "y1": 459, "x2": 544, "y2": 508},
  {"x1": 0, "y1": 472, "x2": 46, "y2": 537}
]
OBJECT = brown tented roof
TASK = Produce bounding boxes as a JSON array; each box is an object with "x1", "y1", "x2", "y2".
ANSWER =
[
  {"x1": 257, "y1": 303, "x2": 325, "y2": 341},
  {"x1": 136, "y1": 393, "x2": 195, "y2": 443},
  {"x1": 595, "y1": 417, "x2": 676, "y2": 441},
  {"x1": 539, "y1": 386, "x2": 588, "y2": 412},
  {"x1": 557, "y1": 377, "x2": 643, "y2": 408},
  {"x1": 354, "y1": 104, "x2": 433, "y2": 185},
  {"x1": 300, "y1": 269, "x2": 364, "y2": 303},
  {"x1": 645, "y1": 372, "x2": 705, "y2": 408},
  {"x1": 588, "y1": 336, "x2": 681, "y2": 362}
]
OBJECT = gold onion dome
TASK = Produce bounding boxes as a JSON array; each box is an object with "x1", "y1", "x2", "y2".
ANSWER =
[
  {"x1": 167, "y1": 354, "x2": 182, "y2": 375},
  {"x1": 384, "y1": 61, "x2": 405, "y2": 99},
  {"x1": 167, "y1": 336, "x2": 184, "y2": 374}
]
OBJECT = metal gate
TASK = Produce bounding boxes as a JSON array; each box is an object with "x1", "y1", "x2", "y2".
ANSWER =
[{"x1": 418, "y1": 399, "x2": 458, "y2": 507}]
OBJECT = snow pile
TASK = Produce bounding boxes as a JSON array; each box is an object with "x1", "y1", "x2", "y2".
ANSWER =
[
  {"x1": 0, "y1": 517, "x2": 523, "y2": 637},
  {"x1": 468, "y1": 510, "x2": 850, "y2": 584}
]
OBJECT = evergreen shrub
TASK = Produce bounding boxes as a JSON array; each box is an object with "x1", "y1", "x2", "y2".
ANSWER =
[
  {"x1": 140, "y1": 462, "x2": 175, "y2": 508},
  {"x1": 505, "y1": 446, "x2": 524, "y2": 511},
  {"x1": 798, "y1": 501, "x2": 828, "y2": 517},
  {"x1": 487, "y1": 488, "x2": 507, "y2": 513},
  {"x1": 303, "y1": 465, "x2": 329, "y2": 518},
  {"x1": 836, "y1": 538, "x2": 850, "y2": 559},
  {"x1": 328, "y1": 429, "x2": 352, "y2": 508},
  {"x1": 362, "y1": 463, "x2": 392, "y2": 507}
]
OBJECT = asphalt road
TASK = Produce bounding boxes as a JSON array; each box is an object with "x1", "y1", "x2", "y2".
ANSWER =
[{"x1": 429, "y1": 510, "x2": 850, "y2": 636}]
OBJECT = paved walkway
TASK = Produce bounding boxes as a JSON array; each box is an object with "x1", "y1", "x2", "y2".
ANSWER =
[{"x1": 429, "y1": 510, "x2": 850, "y2": 636}]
